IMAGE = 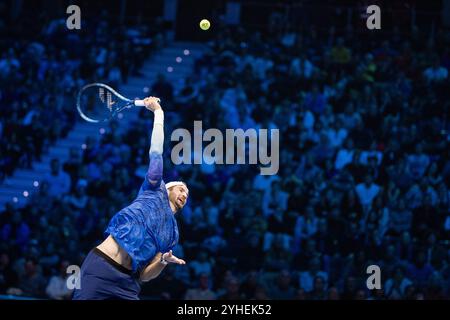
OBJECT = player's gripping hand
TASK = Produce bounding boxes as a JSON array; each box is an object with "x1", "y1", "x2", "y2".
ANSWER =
[
  {"x1": 162, "y1": 250, "x2": 186, "y2": 265},
  {"x1": 143, "y1": 96, "x2": 162, "y2": 112}
]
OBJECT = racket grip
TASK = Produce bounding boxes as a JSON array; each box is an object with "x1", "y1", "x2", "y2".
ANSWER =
[{"x1": 134, "y1": 100, "x2": 145, "y2": 107}]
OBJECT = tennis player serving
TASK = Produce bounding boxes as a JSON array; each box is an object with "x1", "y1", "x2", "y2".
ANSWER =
[{"x1": 73, "y1": 96, "x2": 188, "y2": 300}]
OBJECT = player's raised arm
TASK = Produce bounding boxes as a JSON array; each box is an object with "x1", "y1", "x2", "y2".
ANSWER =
[{"x1": 143, "y1": 96, "x2": 164, "y2": 189}]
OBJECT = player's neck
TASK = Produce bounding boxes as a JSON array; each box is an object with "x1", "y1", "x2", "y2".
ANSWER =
[{"x1": 169, "y1": 201, "x2": 177, "y2": 214}]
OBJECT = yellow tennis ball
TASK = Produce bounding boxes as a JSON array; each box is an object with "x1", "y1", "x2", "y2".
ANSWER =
[{"x1": 199, "y1": 19, "x2": 210, "y2": 30}]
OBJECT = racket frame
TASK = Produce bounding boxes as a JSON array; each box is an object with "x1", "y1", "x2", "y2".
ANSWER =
[{"x1": 76, "y1": 82, "x2": 144, "y2": 123}]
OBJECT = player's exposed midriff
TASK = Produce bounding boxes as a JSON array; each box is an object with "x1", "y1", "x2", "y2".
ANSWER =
[{"x1": 96, "y1": 235, "x2": 133, "y2": 271}]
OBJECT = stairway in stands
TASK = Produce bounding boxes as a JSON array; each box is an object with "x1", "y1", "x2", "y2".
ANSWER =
[{"x1": 0, "y1": 42, "x2": 205, "y2": 211}]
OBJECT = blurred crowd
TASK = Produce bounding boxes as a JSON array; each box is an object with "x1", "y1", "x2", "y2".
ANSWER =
[
  {"x1": 1, "y1": 3, "x2": 450, "y2": 300},
  {"x1": 0, "y1": 9, "x2": 161, "y2": 181}
]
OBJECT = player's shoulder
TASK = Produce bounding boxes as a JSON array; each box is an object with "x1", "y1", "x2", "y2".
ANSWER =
[{"x1": 156, "y1": 179, "x2": 168, "y2": 195}]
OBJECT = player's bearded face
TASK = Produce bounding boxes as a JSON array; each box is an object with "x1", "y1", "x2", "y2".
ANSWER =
[{"x1": 169, "y1": 185, "x2": 188, "y2": 211}]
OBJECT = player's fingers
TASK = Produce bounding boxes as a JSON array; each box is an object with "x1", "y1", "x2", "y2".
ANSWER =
[
  {"x1": 167, "y1": 254, "x2": 185, "y2": 264},
  {"x1": 173, "y1": 257, "x2": 185, "y2": 264}
]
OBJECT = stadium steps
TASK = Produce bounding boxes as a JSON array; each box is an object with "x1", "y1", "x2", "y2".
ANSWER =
[{"x1": 0, "y1": 42, "x2": 206, "y2": 211}]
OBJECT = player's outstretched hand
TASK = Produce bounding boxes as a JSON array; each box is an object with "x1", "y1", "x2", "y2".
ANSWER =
[
  {"x1": 162, "y1": 250, "x2": 186, "y2": 265},
  {"x1": 143, "y1": 96, "x2": 162, "y2": 112}
]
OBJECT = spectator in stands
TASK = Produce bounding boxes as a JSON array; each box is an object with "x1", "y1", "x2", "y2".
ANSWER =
[
  {"x1": 299, "y1": 256, "x2": 328, "y2": 293},
  {"x1": 0, "y1": 252, "x2": 18, "y2": 294},
  {"x1": 355, "y1": 174, "x2": 380, "y2": 209},
  {"x1": 184, "y1": 273, "x2": 217, "y2": 300},
  {"x1": 218, "y1": 276, "x2": 244, "y2": 300},
  {"x1": 268, "y1": 269, "x2": 295, "y2": 299},
  {"x1": 18, "y1": 257, "x2": 46, "y2": 297},
  {"x1": 423, "y1": 57, "x2": 448, "y2": 83},
  {"x1": 43, "y1": 159, "x2": 71, "y2": 197},
  {"x1": 384, "y1": 266, "x2": 413, "y2": 299},
  {"x1": 45, "y1": 260, "x2": 73, "y2": 300}
]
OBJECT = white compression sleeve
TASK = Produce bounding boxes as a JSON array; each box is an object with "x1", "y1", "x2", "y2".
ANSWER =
[{"x1": 149, "y1": 109, "x2": 164, "y2": 155}]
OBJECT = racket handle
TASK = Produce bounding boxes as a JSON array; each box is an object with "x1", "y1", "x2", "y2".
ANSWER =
[{"x1": 134, "y1": 100, "x2": 145, "y2": 107}]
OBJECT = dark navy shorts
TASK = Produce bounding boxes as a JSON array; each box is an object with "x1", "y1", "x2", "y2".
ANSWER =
[{"x1": 72, "y1": 248, "x2": 141, "y2": 300}]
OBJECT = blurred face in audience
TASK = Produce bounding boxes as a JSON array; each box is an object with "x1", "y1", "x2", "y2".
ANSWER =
[
  {"x1": 295, "y1": 288, "x2": 306, "y2": 300},
  {"x1": 355, "y1": 289, "x2": 367, "y2": 300},
  {"x1": 25, "y1": 260, "x2": 37, "y2": 276},
  {"x1": 415, "y1": 292, "x2": 425, "y2": 300},
  {"x1": 404, "y1": 285, "x2": 415, "y2": 298},
  {"x1": 305, "y1": 239, "x2": 316, "y2": 253},
  {"x1": 0, "y1": 253, "x2": 9, "y2": 267},
  {"x1": 314, "y1": 276, "x2": 325, "y2": 292},
  {"x1": 278, "y1": 270, "x2": 291, "y2": 289},
  {"x1": 364, "y1": 175, "x2": 373, "y2": 186},
  {"x1": 416, "y1": 252, "x2": 426, "y2": 266},
  {"x1": 255, "y1": 286, "x2": 269, "y2": 299},
  {"x1": 227, "y1": 277, "x2": 240, "y2": 294},
  {"x1": 401, "y1": 231, "x2": 411, "y2": 244},
  {"x1": 199, "y1": 274, "x2": 209, "y2": 289},
  {"x1": 318, "y1": 219, "x2": 327, "y2": 234},
  {"x1": 394, "y1": 267, "x2": 404, "y2": 282},
  {"x1": 328, "y1": 287, "x2": 339, "y2": 300},
  {"x1": 346, "y1": 277, "x2": 356, "y2": 292}
]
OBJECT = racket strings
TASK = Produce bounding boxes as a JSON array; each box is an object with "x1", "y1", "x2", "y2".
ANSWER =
[
  {"x1": 78, "y1": 83, "x2": 135, "y2": 123},
  {"x1": 98, "y1": 88, "x2": 115, "y2": 111}
]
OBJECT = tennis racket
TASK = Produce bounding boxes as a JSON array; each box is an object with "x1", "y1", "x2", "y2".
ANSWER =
[{"x1": 76, "y1": 83, "x2": 152, "y2": 123}]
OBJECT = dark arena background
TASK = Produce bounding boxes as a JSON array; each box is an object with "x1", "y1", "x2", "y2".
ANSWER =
[{"x1": 0, "y1": 0, "x2": 449, "y2": 304}]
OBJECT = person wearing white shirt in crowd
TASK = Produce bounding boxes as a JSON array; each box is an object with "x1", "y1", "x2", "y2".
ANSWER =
[
  {"x1": 384, "y1": 266, "x2": 412, "y2": 299},
  {"x1": 319, "y1": 105, "x2": 336, "y2": 129},
  {"x1": 407, "y1": 144, "x2": 430, "y2": 180},
  {"x1": 263, "y1": 180, "x2": 289, "y2": 217},
  {"x1": 423, "y1": 58, "x2": 448, "y2": 83},
  {"x1": 334, "y1": 138, "x2": 355, "y2": 170},
  {"x1": 63, "y1": 179, "x2": 88, "y2": 209},
  {"x1": 253, "y1": 170, "x2": 279, "y2": 194},
  {"x1": 359, "y1": 142, "x2": 383, "y2": 166},
  {"x1": 444, "y1": 214, "x2": 450, "y2": 234},
  {"x1": 184, "y1": 273, "x2": 217, "y2": 300},
  {"x1": 290, "y1": 53, "x2": 314, "y2": 79},
  {"x1": 0, "y1": 48, "x2": 20, "y2": 78},
  {"x1": 281, "y1": 28, "x2": 297, "y2": 47},
  {"x1": 220, "y1": 84, "x2": 247, "y2": 126},
  {"x1": 404, "y1": 183, "x2": 423, "y2": 210},
  {"x1": 355, "y1": 174, "x2": 380, "y2": 209},
  {"x1": 45, "y1": 261, "x2": 73, "y2": 300},
  {"x1": 294, "y1": 206, "x2": 319, "y2": 246},
  {"x1": 325, "y1": 118, "x2": 348, "y2": 149},
  {"x1": 299, "y1": 256, "x2": 328, "y2": 293},
  {"x1": 192, "y1": 197, "x2": 219, "y2": 227},
  {"x1": 302, "y1": 108, "x2": 315, "y2": 132},
  {"x1": 253, "y1": 52, "x2": 274, "y2": 79},
  {"x1": 43, "y1": 158, "x2": 71, "y2": 197},
  {"x1": 339, "y1": 102, "x2": 362, "y2": 130},
  {"x1": 189, "y1": 252, "x2": 213, "y2": 278}
]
